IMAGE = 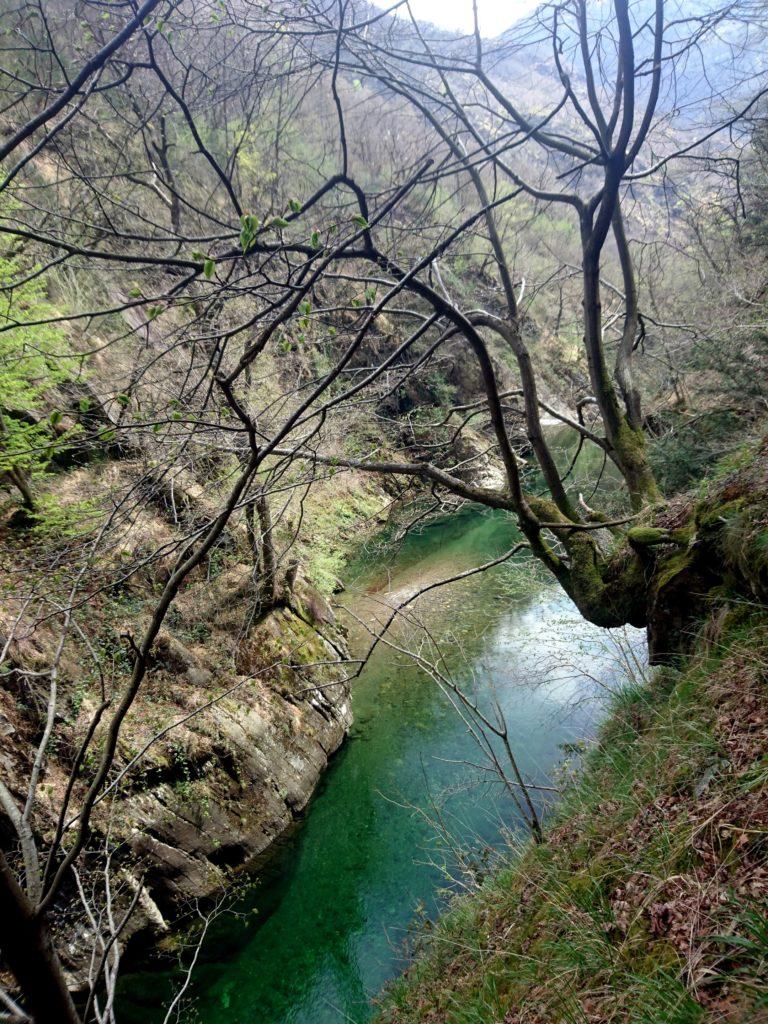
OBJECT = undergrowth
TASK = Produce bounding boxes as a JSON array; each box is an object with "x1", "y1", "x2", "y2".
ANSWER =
[
  {"x1": 290, "y1": 474, "x2": 385, "y2": 593},
  {"x1": 378, "y1": 611, "x2": 768, "y2": 1024}
]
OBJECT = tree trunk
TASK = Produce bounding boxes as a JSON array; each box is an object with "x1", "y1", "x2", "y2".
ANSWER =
[
  {"x1": 581, "y1": 250, "x2": 660, "y2": 509},
  {"x1": 6, "y1": 467, "x2": 35, "y2": 511},
  {"x1": 0, "y1": 851, "x2": 81, "y2": 1024},
  {"x1": 256, "y1": 491, "x2": 277, "y2": 607}
]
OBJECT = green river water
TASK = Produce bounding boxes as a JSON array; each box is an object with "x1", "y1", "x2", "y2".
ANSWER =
[{"x1": 120, "y1": 480, "x2": 644, "y2": 1024}]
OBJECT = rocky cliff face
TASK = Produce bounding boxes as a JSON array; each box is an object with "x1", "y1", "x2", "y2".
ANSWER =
[
  {"x1": 124, "y1": 606, "x2": 350, "y2": 901},
  {"x1": 0, "y1": 480, "x2": 353, "y2": 987}
]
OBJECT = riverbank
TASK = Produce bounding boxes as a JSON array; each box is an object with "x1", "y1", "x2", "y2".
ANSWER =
[
  {"x1": 118, "y1": 503, "x2": 645, "y2": 1023},
  {"x1": 0, "y1": 458, "x2": 392, "y2": 992},
  {"x1": 377, "y1": 608, "x2": 768, "y2": 1024},
  {"x1": 374, "y1": 442, "x2": 768, "y2": 1023}
]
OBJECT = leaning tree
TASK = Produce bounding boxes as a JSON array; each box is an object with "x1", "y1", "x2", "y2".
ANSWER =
[{"x1": 284, "y1": 0, "x2": 768, "y2": 637}]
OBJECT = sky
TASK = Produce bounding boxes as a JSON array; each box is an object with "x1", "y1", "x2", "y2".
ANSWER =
[{"x1": 374, "y1": 0, "x2": 541, "y2": 37}]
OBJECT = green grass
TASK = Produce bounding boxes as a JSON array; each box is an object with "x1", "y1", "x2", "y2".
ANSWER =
[
  {"x1": 378, "y1": 614, "x2": 768, "y2": 1024},
  {"x1": 290, "y1": 475, "x2": 385, "y2": 594}
]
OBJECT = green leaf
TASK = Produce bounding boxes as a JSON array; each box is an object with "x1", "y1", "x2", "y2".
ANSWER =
[
  {"x1": 709, "y1": 933, "x2": 761, "y2": 950},
  {"x1": 269, "y1": 216, "x2": 290, "y2": 229},
  {"x1": 101, "y1": 429, "x2": 116, "y2": 442},
  {"x1": 78, "y1": 398, "x2": 91, "y2": 413},
  {"x1": 288, "y1": 198, "x2": 302, "y2": 214},
  {"x1": 116, "y1": 394, "x2": 130, "y2": 408},
  {"x1": 128, "y1": 286, "x2": 142, "y2": 298},
  {"x1": 203, "y1": 258, "x2": 215, "y2": 279},
  {"x1": 310, "y1": 230, "x2": 320, "y2": 249},
  {"x1": 352, "y1": 214, "x2": 369, "y2": 229},
  {"x1": 239, "y1": 213, "x2": 260, "y2": 252},
  {"x1": 49, "y1": 409, "x2": 63, "y2": 426}
]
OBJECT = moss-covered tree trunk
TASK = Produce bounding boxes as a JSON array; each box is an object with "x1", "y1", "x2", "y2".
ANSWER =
[{"x1": 536, "y1": 442, "x2": 768, "y2": 664}]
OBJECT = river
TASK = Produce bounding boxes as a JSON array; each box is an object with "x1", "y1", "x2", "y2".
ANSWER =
[{"x1": 120, "y1": 473, "x2": 645, "y2": 1023}]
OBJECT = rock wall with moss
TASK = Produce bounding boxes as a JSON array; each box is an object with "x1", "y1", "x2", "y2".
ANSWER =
[{"x1": 0, "y1": 453, "x2": 378, "y2": 987}]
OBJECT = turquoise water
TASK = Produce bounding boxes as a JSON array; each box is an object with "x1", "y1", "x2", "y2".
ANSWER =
[{"x1": 120, "y1": 498, "x2": 644, "y2": 1023}]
